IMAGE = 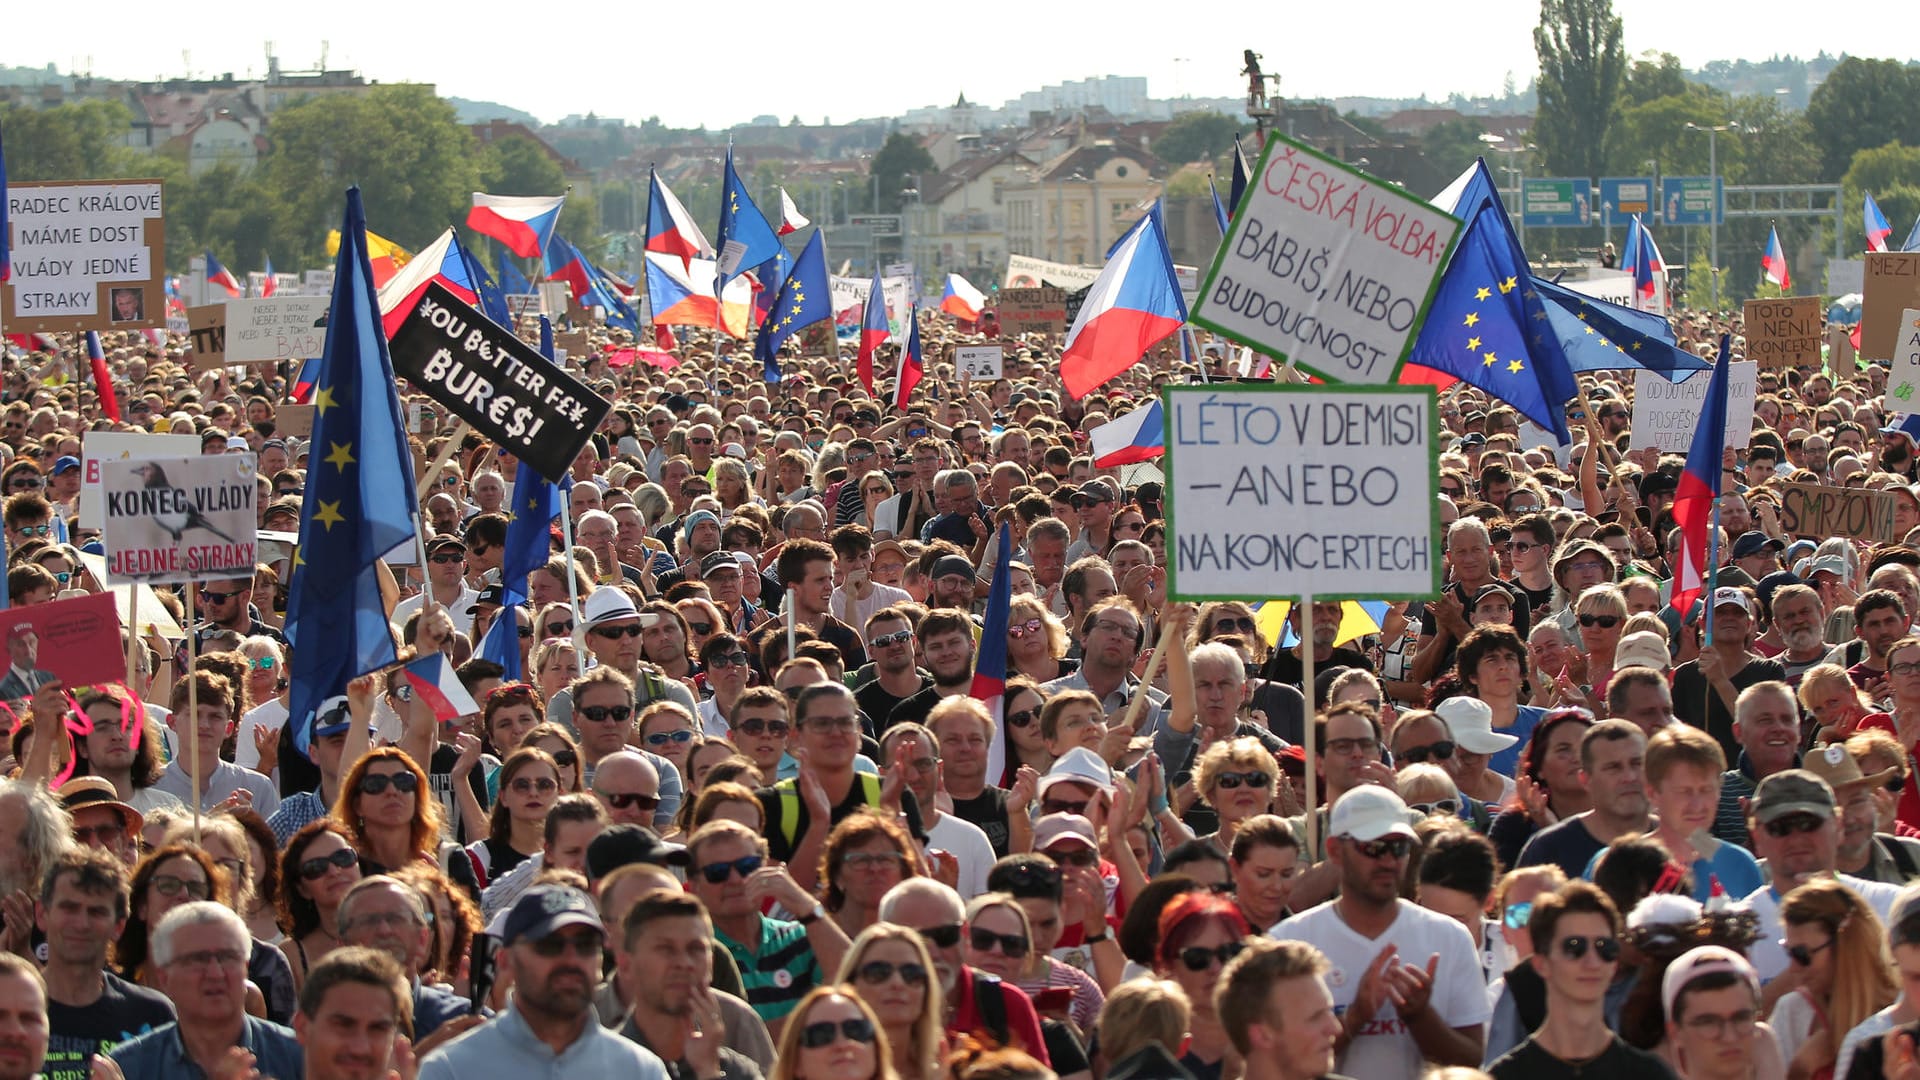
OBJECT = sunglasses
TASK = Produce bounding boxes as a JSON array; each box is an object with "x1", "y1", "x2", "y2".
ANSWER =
[
  {"x1": 1040, "y1": 798, "x2": 1090, "y2": 817},
  {"x1": 593, "y1": 624, "x2": 645, "y2": 639},
  {"x1": 197, "y1": 587, "x2": 243, "y2": 603},
  {"x1": 644, "y1": 729, "x2": 695, "y2": 747},
  {"x1": 509, "y1": 776, "x2": 560, "y2": 794},
  {"x1": 529, "y1": 932, "x2": 604, "y2": 958},
  {"x1": 429, "y1": 553, "x2": 465, "y2": 565},
  {"x1": 247, "y1": 656, "x2": 277, "y2": 671},
  {"x1": 1764, "y1": 813, "x2": 1826, "y2": 838},
  {"x1": 1006, "y1": 706, "x2": 1041, "y2": 730},
  {"x1": 1178, "y1": 941, "x2": 1246, "y2": 972},
  {"x1": 299, "y1": 848, "x2": 359, "y2": 881},
  {"x1": 799, "y1": 1018, "x2": 876, "y2": 1049},
  {"x1": 708, "y1": 651, "x2": 752, "y2": 669},
  {"x1": 857, "y1": 960, "x2": 928, "y2": 986},
  {"x1": 1502, "y1": 902, "x2": 1534, "y2": 930},
  {"x1": 1578, "y1": 614, "x2": 1621, "y2": 629},
  {"x1": 1213, "y1": 771, "x2": 1270, "y2": 791},
  {"x1": 1008, "y1": 618, "x2": 1045, "y2": 640},
  {"x1": 1211, "y1": 616, "x2": 1258, "y2": 635},
  {"x1": 1411, "y1": 799, "x2": 1460, "y2": 816},
  {"x1": 1398, "y1": 740, "x2": 1455, "y2": 764},
  {"x1": 1042, "y1": 846, "x2": 1099, "y2": 868},
  {"x1": 151, "y1": 875, "x2": 211, "y2": 899},
  {"x1": 1556, "y1": 935, "x2": 1621, "y2": 963},
  {"x1": 968, "y1": 927, "x2": 1030, "y2": 957},
  {"x1": 1348, "y1": 836, "x2": 1413, "y2": 860},
  {"x1": 870, "y1": 629, "x2": 913, "y2": 648},
  {"x1": 734, "y1": 717, "x2": 791, "y2": 737},
  {"x1": 579, "y1": 704, "x2": 634, "y2": 724},
  {"x1": 601, "y1": 791, "x2": 660, "y2": 812},
  {"x1": 548, "y1": 748, "x2": 578, "y2": 768},
  {"x1": 1784, "y1": 938, "x2": 1834, "y2": 967},
  {"x1": 545, "y1": 621, "x2": 575, "y2": 637},
  {"x1": 358, "y1": 772, "x2": 419, "y2": 795},
  {"x1": 687, "y1": 621, "x2": 715, "y2": 635},
  {"x1": 918, "y1": 923, "x2": 964, "y2": 949},
  {"x1": 699, "y1": 855, "x2": 764, "y2": 884}
]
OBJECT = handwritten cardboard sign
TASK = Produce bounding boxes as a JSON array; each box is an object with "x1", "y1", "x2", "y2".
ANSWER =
[
  {"x1": 1778, "y1": 483, "x2": 1899, "y2": 542},
  {"x1": 998, "y1": 287, "x2": 1068, "y2": 336},
  {"x1": 217, "y1": 297, "x2": 329, "y2": 365},
  {"x1": 1629, "y1": 361, "x2": 1757, "y2": 451},
  {"x1": 1887, "y1": 309, "x2": 1920, "y2": 407},
  {"x1": 187, "y1": 304, "x2": 226, "y2": 365},
  {"x1": 1743, "y1": 296, "x2": 1821, "y2": 369},
  {"x1": 1863, "y1": 253, "x2": 1920, "y2": 361}
]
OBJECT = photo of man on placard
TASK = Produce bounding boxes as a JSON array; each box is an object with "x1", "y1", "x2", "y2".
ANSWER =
[{"x1": 110, "y1": 287, "x2": 145, "y2": 323}]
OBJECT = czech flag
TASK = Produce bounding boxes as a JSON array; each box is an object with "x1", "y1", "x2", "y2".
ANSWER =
[
  {"x1": 1670, "y1": 336, "x2": 1732, "y2": 619},
  {"x1": 940, "y1": 273, "x2": 986, "y2": 322},
  {"x1": 377, "y1": 228, "x2": 481, "y2": 337},
  {"x1": 1761, "y1": 226, "x2": 1791, "y2": 291},
  {"x1": 973, "y1": 521, "x2": 1013, "y2": 783},
  {"x1": 646, "y1": 168, "x2": 713, "y2": 271},
  {"x1": 1059, "y1": 201, "x2": 1187, "y2": 399},
  {"x1": 1866, "y1": 192, "x2": 1893, "y2": 253},
  {"x1": 85, "y1": 332, "x2": 120, "y2": 422},
  {"x1": 643, "y1": 252, "x2": 752, "y2": 338},
  {"x1": 260, "y1": 255, "x2": 278, "y2": 298},
  {"x1": 777, "y1": 187, "x2": 810, "y2": 236},
  {"x1": 206, "y1": 251, "x2": 243, "y2": 298},
  {"x1": 855, "y1": 267, "x2": 889, "y2": 396},
  {"x1": 894, "y1": 308, "x2": 924, "y2": 409},
  {"x1": 1620, "y1": 214, "x2": 1664, "y2": 301},
  {"x1": 1089, "y1": 399, "x2": 1165, "y2": 467},
  {"x1": 467, "y1": 192, "x2": 567, "y2": 260},
  {"x1": 400, "y1": 652, "x2": 480, "y2": 723}
]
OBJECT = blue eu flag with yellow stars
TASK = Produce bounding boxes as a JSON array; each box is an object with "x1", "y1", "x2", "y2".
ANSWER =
[
  {"x1": 1410, "y1": 161, "x2": 1578, "y2": 444},
  {"x1": 753, "y1": 229, "x2": 831, "y2": 383},
  {"x1": 284, "y1": 187, "x2": 423, "y2": 755},
  {"x1": 714, "y1": 142, "x2": 784, "y2": 296}
]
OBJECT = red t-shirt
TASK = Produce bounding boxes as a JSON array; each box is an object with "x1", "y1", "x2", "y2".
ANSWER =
[{"x1": 948, "y1": 966, "x2": 1050, "y2": 1065}]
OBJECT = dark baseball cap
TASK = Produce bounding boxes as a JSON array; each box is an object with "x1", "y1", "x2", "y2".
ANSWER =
[
  {"x1": 1731, "y1": 531, "x2": 1784, "y2": 560},
  {"x1": 585, "y1": 824, "x2": 688, "y2": 880},
  {"x1": 700, "y1": 550, "x2": 743, "y2": 578},
  {"x1": 311, "y1": 696, "x2": 353, "y2": 740},
  {"x1": 425, "y1": 535, "x2": 467, "y2": 556},
  {"x1": 501, "y1": 883, "x2": 604, "y2": 945},
  {"x1": 1751, "y1": 769, "x2": 1836, "y2": 826}
]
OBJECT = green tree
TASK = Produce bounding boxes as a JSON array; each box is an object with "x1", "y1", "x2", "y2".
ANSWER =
[
  {"x1": 1, "y1": 100, "x2": 141, "y2": 180},
  {"x1": 1603, "y1": 91, "x2": 1729, "y2": 178},
  {"x1": 1154, "y1": 111, "x2": 1241, "y2": 165},
  {"x1": 1534, "y1": 0, "x2": 1627, "y2": 181},
  {"x1": 1621, "y1": 52, "x2": 1688, "y2": 107},
  {"x1": 1842, "y1": 143, "x2": 1920, "y2": 248},
  {"x1": 1805, "y1": 57, "x2": 1920, "y2": 181},
  {"x1": 1423, "y1": 118, "x2": 1494, "y2": 189},
  {"x1": 485, "y1": 134, "x2": 564, "y2": 196},
  {"x1": 869, "y1": 133, "x2": 935, "y2": 214}
]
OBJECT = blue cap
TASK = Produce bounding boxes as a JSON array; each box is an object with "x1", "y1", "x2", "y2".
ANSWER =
[
  {"x1": 52, "y1": 456, "x2": 80, "y2": 476},
  {"x1": 310, "y1": 696, "x2": 353, "y2": 740},
  {"x1": 502, "y1": 884, "x2": 604, "y2": 945}
]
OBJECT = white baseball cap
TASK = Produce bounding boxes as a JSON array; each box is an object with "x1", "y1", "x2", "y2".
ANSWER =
[
  {"x1": 1434, "y1": 696, "x2": 1519, "y2": 756},
  {"x1": 1328, "y1": 785, "x2": 1418, "y2": 843}
]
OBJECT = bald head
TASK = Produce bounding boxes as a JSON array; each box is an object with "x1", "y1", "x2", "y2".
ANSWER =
[{"x1": 590, "y1": 750, "x2": 661, "y2": 827}]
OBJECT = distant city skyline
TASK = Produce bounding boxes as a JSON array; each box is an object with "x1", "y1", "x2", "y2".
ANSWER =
[{"x1": 0, "y1": 0, "x2": 1893, "y2": 129}]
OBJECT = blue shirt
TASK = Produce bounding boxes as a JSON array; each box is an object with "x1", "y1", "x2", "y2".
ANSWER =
[
  {"x1": 108, "y1": 1016, "x2": 303, "y2": 1080},
  {"x1": 418, "y1": 1001, "x2": 669, "y2": 1080},
  {"x1": 266, "y1": 789, "x2": 327, "y2": 845},
  {"x1": 1489, "y1": 706, "x2": 1545, "y2": 779}
]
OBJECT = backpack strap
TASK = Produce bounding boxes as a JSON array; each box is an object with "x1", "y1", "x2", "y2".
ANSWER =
[
  {"x1": 971, "y1": 971, "x2": 1010, "y2": 1047},
  {"x1": 1878, "y1": 833, "x2": 1920, "y2": 881}
]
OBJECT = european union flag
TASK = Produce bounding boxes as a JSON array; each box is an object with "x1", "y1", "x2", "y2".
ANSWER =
[
  {"x1": 284, "y1": 187, "x2": 423, "y2": 754},
  {"x1": 590, "y1": 262, "x2": 640, "y2": 333},
  {"x1": 498, "y1": 255, "x2": 533, "y2": 296},
  {"x1": 754, "y1": 230, "x2": 831, "y2": 383},
  {"x1": 458, "y1": 240, "x2": 512, "y2": 328},
  {"x1": 1532, "y1": 278, "x2": 1710, "y2": 382},
  {"x1": 714, "y1": 143, "x2": 783, "y2": 295},
  {"x1": 1209, "y1": 176, "x2": 1230, "y2": 237}
]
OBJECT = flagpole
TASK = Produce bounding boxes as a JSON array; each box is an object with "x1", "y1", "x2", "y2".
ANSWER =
[
  {"x1": 124, "y1": 583, "x2": 139, "y2": 691},
  {"x1": 185, "y1": 583, "x2": 201, "y2": 843},
  {"x1": 1299, "y1": 593, "x2": 1318, "y2": 860}
]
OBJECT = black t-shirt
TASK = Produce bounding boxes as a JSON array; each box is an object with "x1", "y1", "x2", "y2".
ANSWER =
[
  {"x1": 1489, "y1": 1034, "x2": 1678, "y2": 1080},
  {"x1": 1505, "y1": 576, "x2": 1555, "y2": 614},
  {"x1": 756, "y1": 776, "x2": 924, "y2": 863},
  {"x1": 1672, "y1": 655, "x2": 1790, "y2": 764},
  {"x1": 1515, "y1": 814, "x2": 1607, "y2": 880},
  {"x1": 856, "y1": 674, "x2": 931, "y2": 738},
  {"x1": 1259, "y1": 646, "x2": 1374, "y2": 691},
  {"x1": 950, "y1": 786, "x2": 1012, "y2": 858},
  {"x1": 479, "y1": 836, "x2": 534, "y2": 883},
  {"x1": 44, "y1": 972, "x2": 176, "y2": 1080},
  {"x1": 885, "y1": 685, "x2": 964, "y2": 734}
]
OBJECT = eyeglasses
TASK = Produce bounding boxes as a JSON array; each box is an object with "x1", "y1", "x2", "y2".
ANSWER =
[
  {"x1": 358, "y1": 772, "x2": 419, "y2": 796},
  {"x1": 1398, "y1": 740, "x2": 1455, "y2": 764},
  {"x1": 1502, "y1": 902, "x2": 1533, "y2": 930},
  {"x1": 799, "y1": 1018, "x2": 877, "y2": 1049},
  {"x1": 1324, "y1": 737, "x2": 1379, "y2": 756},
  {"x1": 1178, "y1": 941, "x2": 1246, "y2": 972},
  {"x1": 1890, "y1": 662, "x2": 1920, "y2": 676},
  {"x1": 528, "y1": 931, "x2": 604, "y2": 958},
  {"x1": 699, "y1": 855, "x2": 765, "y2": 884},
  {"x1": 342, "y1": 911, "x2": 421, "y2": 932},
  {"x1": 1763, "y1": 813, "x2": 1826, "y2": 838},
  {"x1": 1040, "y1": 798, "x2": 1090, "y2": 817},
  {"x1": 593, "y1": 624, "x2": 645, "y2": 639},
  {"x1": 1681, "y1": 1008, "x2": 1758, "y2": 1040},
  {"x1": 600, "y1": 791, "x2": 660, "y2": 812},
  {"x1": 871, "y1": 629, "x2": 913, "y2": 648},
  {"x1": 1006, "y1": 706, "x2": 1041, "y2": 729},
  {"x1": 579, "y1": 704, "x2": 635, "y2": 724},
  {"x1": 247, "y1": 656, "x2": 277, "y2": 671},
  {"x1": 1213, "y1": 771, "x2": 1270, "y2": 791},
  {"x1": 299, "y1": 848, "x2": 359, "y2": 881},
  {"x1": 708, "y1": 651, "x2": 752, "y2": 669},
  {"x1": 545, "y1": 621, "x2": 574, "y2": 637},
  {"x1": 72, "y1": 824, "x2": 127, "y2": 846},
  {"x1": 1555, "y1": 935, "x2": 1621, "y2": 963},
  {"x1": 392, "y1": 684, "x2": 414, "y2": 703},
  {"x1": 856, "y1": 960, "x2": 928, "y2": 987},
  {"x1": 645, "y1": 729, "x2": 695, "y2": 747},
  {"x1": 1091, "y1": 619, "x2": 1139, "y2": 638},
  {"x1": 1008, "y1": 618, "x2": 1046, "y2": 640},
  {"x1": 968, "y1": 927, "x2": 1030, "y2": 957},
  {"x1": 151, "y1": 874, "x2": 211, "y2": 899},
  {"x1": 842, "y1": 851, "x2": 908, "y2": 871},
  {"x1": 1347, "y1": 836, "x2": 1413, "y2": 860},
  {"x1": 197, "y1": 587, "x2": 243, "y2": 603},
  {"x1": 509, "y1": 776, "x2": 560, "y2": 795},
  {"x1": 1784, "y1": 937, "x2": 1834, "y2": 967},
  {"x1": 917, "y1": 923, "x2": 964, "y2": 949},
  {"x1": 1411, "y1": 799, "x2": 1460, "y2": 816},
  {"x1": 1042, "y1": 846, "x2": 1099, "y2": 868},
  {"x1": 733, "y1": 717, "x2": 791, "y2": 737},
  {"x1": 1566, "y1": 559, "x2": 1611, "y2": 574},
  {"x1": 1578, "y1": 613, "x2": 1622, "y2": 629}
]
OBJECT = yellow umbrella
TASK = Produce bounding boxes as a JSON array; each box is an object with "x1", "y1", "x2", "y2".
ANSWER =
[{"x1": 1254, "y1": 600, "x2": 1385, "y2": 649}]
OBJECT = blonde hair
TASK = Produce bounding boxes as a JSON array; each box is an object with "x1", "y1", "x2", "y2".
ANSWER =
[
  {"x1": 163, "y1": 813, "x2": 252, "y2": 912},
  {"x1": 1780, "y1": 878, "x2": 1897, "y2": 1041},
  {"x1": 1799, "y1": 663, "x2": 1870, "y2": 717},
  {"x1": 1194, "y1": 737, "x2": 1279, "y2": 805},
  {"x1": 767, "y1": 986, "x2": 898, "y2": 1080},
  {"x1": 835, "y1": 924, "x2": 943, "y2": 1080},
  {"x1": 1095, "y1": 977, "x2": 1191, "y2": 1065}
]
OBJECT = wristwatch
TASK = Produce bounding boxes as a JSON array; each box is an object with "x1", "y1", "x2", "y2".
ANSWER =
[
  {"x1": 797, "y1": 902, "x2": 827, "y2": 926},
  {"x1": 1084, "y1": 928, "x2": 1110, "y2": 944}
]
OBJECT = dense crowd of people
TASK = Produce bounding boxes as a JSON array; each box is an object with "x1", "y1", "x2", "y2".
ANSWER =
[{"x1": 2, "y1": 298, "x2": 1920, "y2": 1080}]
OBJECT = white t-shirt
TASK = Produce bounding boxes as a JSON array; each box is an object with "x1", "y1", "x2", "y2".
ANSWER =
[
  {"x1": 832, "y1": 582, "x2": 912, "y2": 641},
  {"x1": 1836, "y1": 1002, "x2": 1904, "y2": 1080},
  {"x1": 1744, "y1": 872, "x2": 1904, "y2": 983},
  {"x1": 391, "y1": 584, "x2": 482, "y2": 641},
  {"x1": 1273, "y1": 899, "x2": 1491, "y2": 1080},
  {"x1": 234, "y1": 698, "x2": 290, "y2": 770},
  {"x1": 925, "y1": 811, "x2": 996, "y2": 901}
]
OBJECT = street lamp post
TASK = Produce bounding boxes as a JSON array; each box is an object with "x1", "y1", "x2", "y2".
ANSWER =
[{"x1": 1684, "y1": 122, "x2": 1752, "y2": 311}]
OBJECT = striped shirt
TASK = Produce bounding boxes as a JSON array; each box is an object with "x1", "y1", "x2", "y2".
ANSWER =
[{"x1": 717, "y1": 916, "x2": 819, "y2": 1025}]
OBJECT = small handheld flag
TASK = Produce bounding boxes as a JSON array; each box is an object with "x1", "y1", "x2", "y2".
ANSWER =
[
  {"x1": 1620, "y1": 215, "x2": 1664, "y2": 303},
  {"x1": 646, "y1": 168, "x2": 714, "y2": 271},
  {"x1": 260, "y1": 255, "x2": 278, "y2": 298},
  {"x1": 714, "y1": 144, "x2": 784, "y2": 294},
  {"x1": 973, "y1": 522, "x2": 1012, "y2": 783},
  {"x1": 85, "y1": 332, "x2": 120, "y2": 422},
  {"x1": 1090, "y1": 400, "x2": 1165, "y2": 467},
  {"x1": 205, "y1": 252, "x2": 243, "y2": 298},
  {"x1": 855, "y1": 268, "x2": 889, "y2": 396},
  {"x1": 776, "y1": 188, "x2": 810, "y2": 235},
  {"x1": 894, "y1": 308, "x2": 924, "y2": 409},
  {"x1": 401, "y1": 653, "x2": 480, "y2": 723},
  {"x1": 1866, "y1": 192, "x2": 1893, "y2": 253},
  {"x1": 1761, "y1": 226, "x2": 1791, "y2": 291},
  {"x1": 753, "y1": 230, "x2": 831, "y2": 382}
]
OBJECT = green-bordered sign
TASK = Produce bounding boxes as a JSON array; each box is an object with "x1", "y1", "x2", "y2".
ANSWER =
[
  {"x1": 1161, "y1": 382, "x2": 1442, "y2": 602},
  {"x1": 1189, "y1": 133, "x2": 1461, "y2": 386}
]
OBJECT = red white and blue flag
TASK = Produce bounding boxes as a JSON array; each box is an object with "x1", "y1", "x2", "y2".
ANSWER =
[
  {"x1": 85, "y1": 332, "x2": 120, "y2": 423},
  {"x1": 1867, "y1": 192, "x2": 1894, "y2": 253},
  {"x1": 894, "y1": 307, "x2": 924, "y2": 409},
  {"x1": 940, "y1": 273, "x2": 986, "y2": 322},
  {"x1": 377, "y1": 228, "x2": 481, "y2": 337},
  {"x1": 776, "y1": 187, "x2": 810, "y2": 235},
  {"x1": 467, "y1": 192, "x2": 567, "y2": 260},
  {"x1": 1670, "y1": 336, "x2": 1733, "y2": 619},
  {"x1": 1059, "y1": 201, "x2": 1187, "y2": 399},
  {"x1": 973, "y1": 521, "x2": 1013, "y2": 782},
  {"x1": 401, "y1": 652, "x2": 480, "y2": 723},
  {"x1": 642, "y1": 252, "x2": 752, "y2": 338},
  {"x1": 1620, "y1": 214, "x2": 1664, "y2": 302},
  {"x1": 260, "y1": 255, "x2": 277, "y2": 298},
  {"x1": 1761, "y1": 226, "x2": 1791, "y2": 290},
  {"x1": 646, "y1": 168, "x2": 714, "y2": 271},
  {"x1": 206, "y1": 251, "x2": 243, "y2": 298},
  {"x1": 1090, "y1": 399, "x2": 1165, "y2": 467},
  {"x1": 856, "y1": 267, "x2": 889, "y2": 396}
]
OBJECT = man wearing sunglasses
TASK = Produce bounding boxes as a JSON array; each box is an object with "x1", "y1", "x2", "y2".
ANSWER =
[
  {"x1": 854, "y1": 609, "x2": 930, "y2": 732},
  {"x1": 546, "y1": 590, "x2": 697, "y2": 795},
  {"x1": 1273, "y1": 785, "x2": 1486, "y2": 1078},
  {"x1": 191, "y1": 574, "x2": 288, "y2": 653},
  {"x1": 1487, "y1": 882, "x2": 1662, "y2": 1078},
  {"x1": 3, "y1": 493, "x2": 55, "y2": 552},
  {"x1": 612, "y1": 889, "x2": 760, "y2": 1080},
  {"x1": 885, "y1": 609, "x2": 975, "y2": 733},
  {"x1": 390, "y1": 537, "x2": 482, "y2": 642},
  {"x1": 418, "y1": 884, "x2": 668, "y2": 1080}
]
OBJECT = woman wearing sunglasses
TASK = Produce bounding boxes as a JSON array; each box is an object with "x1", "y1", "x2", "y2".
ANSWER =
[
  {"x1": 1190, "y1": 738, "x2": 1279, "y2": 855},
  {"x1": 638, "y1": 701, "x2": 702, "y2": 782},
  {"x1": 1007, "y1": 596, "x2": 1076, "y2": 684},
  {"x1": 767, "y1": 986, "x2": 897, "y2": 1080},
  {"x1": 523, "y1": 721, "x2": 585, "y2": 794},
  {"x1": 1771, "y1": 878, "x2": 1895, "y2": 1080},
  {"x1": 467, "y1": 747, "x2": 562, "y2": 888},
  {"x1": 276, "y1": 819, "x2": 362, "y2": 992},
  {"x1": 333, "y1": 747, "x2": 448, "y2": 884},
  {"x1": 836, "y1": 924, "x2": 945, "y2": 1080},
  {"x1": 1151, "y1": 892, "x2": 1250, "y2": 1080},
  {"x1": 1570, "y1": 585, "x2": 1631, "y2": 707},
  {"x1": 117, "y1": 843, "x2": 228, "y2": 987},
  {"x1": 822, "y1": 811, "x2": 925, "y2": 938},
  {"x1": 998, "y1": 677, "x2": 1052, "y2": 788}
]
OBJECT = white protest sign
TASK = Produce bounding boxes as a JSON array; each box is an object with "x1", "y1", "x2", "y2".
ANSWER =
[
  {"x1": 222, "y1": 297, "x2": 330, "y2": 364},
  {"x1": 954, "y1": 345, "x2": 1003, "y2": 378},
  {"x1": 1191, "y1": 135, "x2": 1461, "y2": 385},
  {"x1": 1004, "y1": 254, "x2": 1102, "y2": 290},
  {"x1": 1629, "y1": 360, "x2": 1758, "y2": 451},
  {"x1": 76, "y1": 552, "x2": 187, "y2": 641},
  {"x1": 303, "y1": 269, "x2": 335, "y2": 296},
  {"x1": 100, "y1": 455, "x2": 258, "y2": 584},
  {"x1": 1, "y1": 179, "x2": 166, "y2": 333},
  {"x1": 539, "y1": 282, "x2": 571, "y2": 317},
  {"x1": 80, "y1": 431, "x2": 202, "y2": 528},
  {"x1": 829, "y1": 274, "x2": 914, "y2": 332},
  {"x1": 1164, "y1": 383, "x2": 1440, "y2": 600},
  {"x1": 1890, "y1": 309, "x2": 1920, "y2": 407},
  {"x1": 1829, "y1": 259, "x2": 1865, "y2": 296}
]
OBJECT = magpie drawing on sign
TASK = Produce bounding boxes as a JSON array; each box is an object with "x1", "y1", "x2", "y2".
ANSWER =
[{"x1": 135, "y1": 463, "x2": 240, "y2": 544}]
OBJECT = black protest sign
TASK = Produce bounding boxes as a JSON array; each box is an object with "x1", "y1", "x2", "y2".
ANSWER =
[{"x1": 387, "y1": 282, "x2": 612, "y2": 482}]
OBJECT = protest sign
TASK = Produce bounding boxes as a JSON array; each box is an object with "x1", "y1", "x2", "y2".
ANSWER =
[
  {"x1": 1, "y1": 179, "x2": 166, "y2": 333},
  {"x1": 538, "y1": 282, "x2": 572, "y2": 317},
  {"x1": 210, "y1": 297, "x2": 329, "y2": 366},
  {"x1": 1004, "y1": 254, "x2": 1101, "y2": 291},
  {"x1": 1863, "y1": 253, "x2": 1920, "y2": 361},
  {"x1": 1163, "y1": 383, "x2": 1439, "y2": 600},
  {"x1": 303, "y1": 269, "x2": 335, "y2": 296},
  {"x1": 556, "y1": 330, "x2": 590, "y2": 358},
  {"x1": 828, "y1": 274, "x2": 913, "y2": 331},
  {"x1": 1742, "y1": 297, "x2": 1821, "y2": 369},
  {"x1": 505, "y1": 294, "x2": 541, "y2": 319},
  {"x1": 1778, "y1": 483, "x2": 1899, "y2": 543},
  {"x1": 80, "y1": 431, "x2": 201, "y2": 529},
  {"x1": 0, "y1": 592, "x2": 126, "y2": 696},
  {"x1": 954, "y1": 345, "x2": 1003, "y2": 378},
  {"x1": 1190, "y1": 134, "x2": 1461, "y2": 385},
  {"x1": 387, "y1": 282, "x2": 612, "y2": 482},
  {"x1": 276, "y1": 403, "x2": 315, "y2": 440},
  {"x1": 1888, "y1": 309, "x2": 1920, "y2": 407},
  {"x1": 100, "y1": 454, "x2": 258, "y2": 585},
  {"x1": 999, "y1": 287, "x2": 1068, "y2": 335},
  {"x1": 1629, "y1": 361, "x2": 1757, "y2": 451},
  {"x1": 187, "y1": 304, "x2": 226, "y2": 365},
  {"x1": 75, "y1": 552, "x2": 187, "y2": 642}
]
